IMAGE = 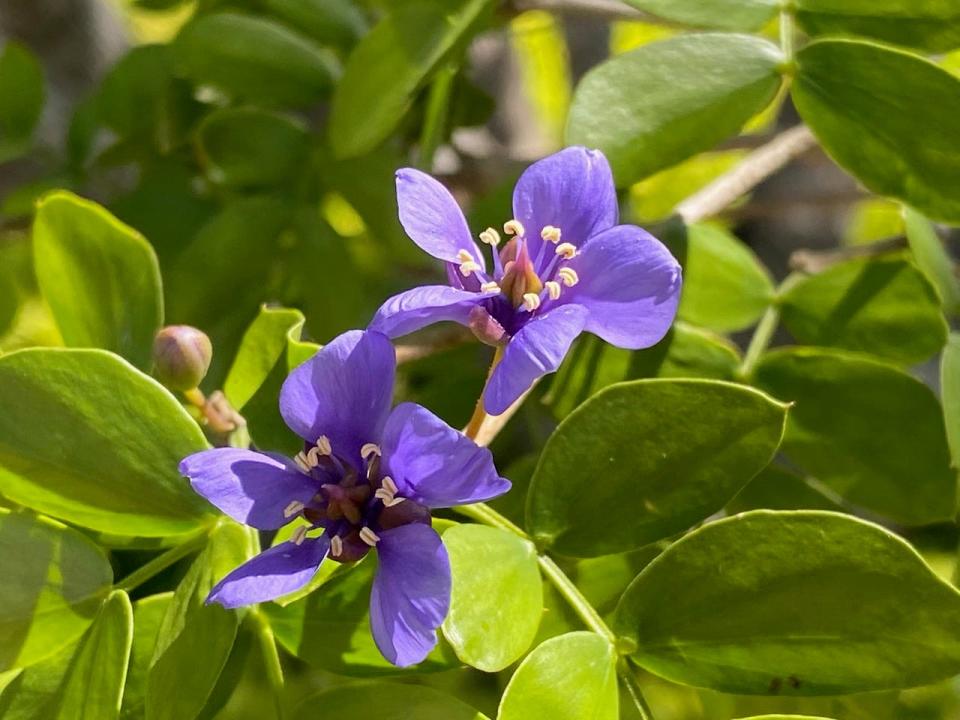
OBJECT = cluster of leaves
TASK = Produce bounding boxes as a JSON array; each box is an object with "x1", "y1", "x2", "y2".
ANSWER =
[{"x1": 2, "y1": 0, "x2": 960, "y2": 719}]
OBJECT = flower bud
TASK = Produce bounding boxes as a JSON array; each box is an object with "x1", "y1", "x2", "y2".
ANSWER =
[{"x1": 152, "y1": 325, "x2": 212, "y2": 391}]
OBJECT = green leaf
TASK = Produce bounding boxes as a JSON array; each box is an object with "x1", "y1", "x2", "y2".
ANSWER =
[
  {"x1": 294, "y1": 682, "x2": 488, "y2": 719},
  {"x1": 0, "y1": 510, "x2": 113, "y2": 672},
  {"x1": 793, "y1": 39, "x2": 960, "y2": 223},
  {"x1": 778, "y1": 255, "x2": 948, "y2": 365},
  {"x1": 223, "y1": 305, "x2": 314, "y2": 455},
  {"x1": 734, "y1": 717, "x2": 837, "y2": 720},
  {"x1": 329, "y1": 0, "x2": 493, "y2": 158},
  {"x1": 52, "y1": 590, "x2": 133, "y2": 720},
  {"x1": 173, "y1": 13, "x2": 339, "y2": 107},
  {"x1": 566, "y1": 34, "x2": 783, "y2": 185},
  {"x1": 498, "y1": 632, "x2": 618, "y2": 720},
  {"x1": 33, "y1": 191, "x2": 163, "y2": 371},
  {"x1": 726, "y1": 465, "x2": 842, "y2": 514},
  {"x1": 941, "y1": 334, "x2": 960, "y2": 471},
  {"x1": 197, "y1": 108, "x2": 309, "y2": 189},
  {"x1": 548, "y1": 324, "x2": 741, "y2": 419},
  {"x1": 0, "y1": 348, "x2": 211, "y2": 536},
  {"x1": 264, "y1": 542, "x2": 460, "y2": 676},
  {"x1": 529, "y1": 379, "x2": 787, "y2": 557},
  {"x1": 0, "y1": 42, "x2": 44, "y2": 159},
  {"x1": 675, "y1": 223, "x2": 774, "y2": 333},
  {"x1": 794, "y1": 0, "x2": 960, "y2": 53},
  {"x1": 615, "y1": 510, "x2": 960, "y2": 694},
  {"x1": 257, "y1": 0, "x2": 366, "y2": 50},
  {"x1": 441, "y1": 524, "x2": 543, "y2": 672},
  {"x1": 146, "y1": 522, "x2": 254, "y2": 720},
  {"x1": 121, "y1": 593, "x2": 172, "y2": 720},
  {"x1": 904, "y1": 207, "x2": 960, "y2": 316},
  {"x1": 753, "y1": 348, "x2": 956, "y2": 525},
  {"x1": 0, "y1": 636, "x2": 77, "y2": 720},
  {"x1": 621, "y1": 0, "x2": 779, "y2": 31}
]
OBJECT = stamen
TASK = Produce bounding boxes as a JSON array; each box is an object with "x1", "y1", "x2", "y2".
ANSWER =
[
  {"x1": 306, "y1": 446, "x2": 321, "y2": 467},
  {"x1": 522, "y1": 292, "x2": 541, "y2": 311},
  {"x1": 374, "y1": 488, "x2": 392, "y2": 502},
  {"x1": 382, "y1": 476, "x2": 398, "y2": 495},
  {"x1": 361, "y1": 442, "x2": 381, "y2": 461},
  {"x1": 294, "y1": 451, "x2": 311, "y2": 472},
  {"x1": 291, "y1": 525, "x2": 307, "y2": 546},
  {"x1": 480, "y1": 281, "x2": 501, "y2": 294},
  {"x1": 541, "y1": 225, "x2": 561, "y2": 243},
  {"x1": 503, "y1": 219, "x2": 525, "y2": 237},
  {"x1": 283, "y1": 500, "x2": 305, "y2": 518},
  {"x1": 545, "y1": 280, "x2": 561, "y2": 300},
  {"x1": 459, "y1": 260, "x2": 481, "y2": 277},
  {"x1": 315, "y1": 435, "x2": 332, "y2": 456},
  {"x1": 330, "y1": 535, "x2": 343, "y2": 557},
  {"x1": 384, "y1": 496, "x2": 406, "y2": 507},
  {"x1": 555, "y1": 242, "x2": 577, "y2": 260},
  {"x1": 456, "y1": 249, "x2": 474, "y2": 263},
  {"x1": 359, "y1": 527, "x2": 381, "y2": 546},
  {"x1": 479, "y1": 228, "x2": 501, "y2": 246},
  {"x1": 558, "y1": 267, "x2": 580, "y2": 287}
]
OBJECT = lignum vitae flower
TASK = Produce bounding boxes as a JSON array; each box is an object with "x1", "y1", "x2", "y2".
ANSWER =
[
  {"x1": 370, "y1": 146, "x2": 683, "y2": 414},
  {"x1": 179, "y1": 329, "x2": 510, "y2": 666}
]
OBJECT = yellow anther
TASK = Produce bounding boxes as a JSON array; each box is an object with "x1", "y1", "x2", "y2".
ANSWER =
[
  {"x1": 291, "y1": 525, "x2": 307, "y2": 546},
  {"x1": 315, "y1": 435, "x2": 332, "y2": 456},
  {"x1": 359, "y1": 527, "x2": 381, "y2": 546},
  {"x1": 503, "y1": 219, "x2": 526, "y2": 237},
  {"x1": 361, "y1": 443, "x2": 381, "y2": 460},
  {"x1": 558, "y1": 267, "x2": 580, "y2": 287},
  {"x1": 555, "y1": 242, "x2": 577, "y2": 260},
  {"x1": 480, "y1": 281, "x2": 501, "y2": 294},
  {"x1": 541, "y1": 225, "x2": 561, "y2": 243},
  {"x1": 306, "y1": 446, "x2": 321, "y2": 466},
  {"x1": 384, "y1": 496, "x2": 406, "y2": 507},
  {"x1": 545, "y1": 281, "x2": 561, "y2": 300},
  {"x1": 459, "y1": 261, "x2": 481, "y2": 277},
  {"x1": 284, "y1": 500, "x2": 305, "y2": 518},
  {"x1": 330, "y1": 535, "x2": 343, "y2": 557},
  {"x1": 522, "y1": 292, "x2": 541, "y2": 311},
  {"x1": 479, "y1": 228, "x2": 501, "y2": 246},
  {"x1": 456, "y1": 249, "x2": 474, "y2": 263}
]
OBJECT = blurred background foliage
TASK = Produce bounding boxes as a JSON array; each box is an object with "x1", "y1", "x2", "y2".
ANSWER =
[{"x1": 2, "y1": 0, "x2": 960, "y2": 718}]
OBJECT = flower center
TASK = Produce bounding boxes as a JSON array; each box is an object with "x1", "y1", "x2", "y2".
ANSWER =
[
  {"x1": 457, "y1": 220, "x2": 581, "y2": 342},
  {"x1": 288, "y1": 437, "x2": 430, "y2": 563}
]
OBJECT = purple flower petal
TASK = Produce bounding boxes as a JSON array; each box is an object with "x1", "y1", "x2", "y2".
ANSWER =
[
  {"x1": 512, "y1": 146, "x2": 618, "y2": 261},
  {"x1": 279, "y1": 330, "x2": 396, "y2": 459},
  {"x1": 180, "y1": 448, "x2": 318, "y2": 530},
  {"x1": 380, "y1": 402, "x2": 511, "y2": 507},
  {"x1": 483, "y1": 304, "x2": 589, "y2": 415},
  {"x1": 207, "y1": 536, "x2": 329, "y2": 609},
  {"x1": 369, "y1": 285, "x2": 490, "y2": 339},
  {"x1": 564, "y1": 224, "x2": 682, "y2": 349},
  {"x1": 369, "y1": 524, "x2": 451, "y2": 667},
  {"x1": 396, "y1": 168, "x2": 485, "y2": 269}
]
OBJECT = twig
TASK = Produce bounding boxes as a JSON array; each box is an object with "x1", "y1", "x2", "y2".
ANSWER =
[
  {"x1": 789, "y1": 236, "x2": 907, "y2": 274},
  {"x1": 676, "y1": 125, "x2": 817, "y2": 224}
]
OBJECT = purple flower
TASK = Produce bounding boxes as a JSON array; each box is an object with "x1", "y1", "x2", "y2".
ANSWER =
[
  {"x1": 178, "y1": 330, "x2": 510, "y2": 667},
  {"x1": 370, "y1": 146, "x2": 682, "y2": 414}
]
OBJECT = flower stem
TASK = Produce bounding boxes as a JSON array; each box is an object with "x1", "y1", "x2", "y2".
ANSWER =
[
  {"x1": 536, "y1": 554, "x2": 616, "y2": 645},
  {"x1": 115, "y1": 529, "x2": 209, "y2": 592},
  {"x1": 452, "y1": 501, "x2": 657, "y2": 717},
  {"x1": 779, "y1": 5, "x2": 795, "y2": 63},
  {"x1": 737, "y1": 303, "x2": 780, "y2": 380},
  {"x1": 253, "y1": 609, "x2": 286, "y2": 720},
  {"x1": 464, "y1": 345, "x2": 505, "y2": 440},
  {"x1": 417, "y1": 63, "x2": 457, "y2": 170},
  {"x1": 618, "y1": 659, "x2": 654, "y2": 720}
]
